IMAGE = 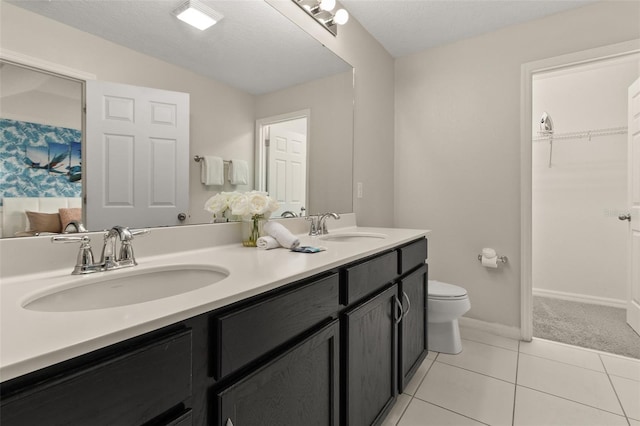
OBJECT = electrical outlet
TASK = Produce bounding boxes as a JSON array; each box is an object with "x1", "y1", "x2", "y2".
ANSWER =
[{"x1": 357, "y1": 182, "x2": 363, "y2": 198}]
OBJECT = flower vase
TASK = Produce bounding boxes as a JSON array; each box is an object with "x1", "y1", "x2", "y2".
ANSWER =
[{"x1": 242, "y1": 216, "x2": 266, "y2": 247}]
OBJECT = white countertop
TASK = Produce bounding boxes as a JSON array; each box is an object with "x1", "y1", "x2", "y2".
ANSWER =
[{"x1": 0, "y1": 225, "x2": 428, "y2": 382}]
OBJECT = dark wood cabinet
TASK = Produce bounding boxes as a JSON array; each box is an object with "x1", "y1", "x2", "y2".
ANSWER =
[
  {"x1": 215, "y1": 320, "x2": 340, "y2": 426},
  {"x1": 0, "y1": 329, "x2": 193, "y2": 426},
  {"x1": 343, "y1": 285, "x2": 399, "y2": 426},
  {"x1": 398, "y1": 264, "x2": 428, "y2": 391},
  {"x1": 1, "y1": 237, "x2": 428, "y2": 426}
]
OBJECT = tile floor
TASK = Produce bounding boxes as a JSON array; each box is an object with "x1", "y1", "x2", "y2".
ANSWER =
[{"x1": 382, "y1": 327, "x2": 640, "y2": 426}]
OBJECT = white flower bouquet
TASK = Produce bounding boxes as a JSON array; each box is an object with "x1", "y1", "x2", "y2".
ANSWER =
[{"x1": 204, "y1": 191, "x2": 279, "y2": 246}]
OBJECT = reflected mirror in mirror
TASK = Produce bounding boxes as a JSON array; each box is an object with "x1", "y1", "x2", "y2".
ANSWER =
[
  {"x1": 0, "y1": 0, "x2": 354, "y2": 238},
  {"x1": 0, "y1": 61, "x2": 84, "y2": 238}
]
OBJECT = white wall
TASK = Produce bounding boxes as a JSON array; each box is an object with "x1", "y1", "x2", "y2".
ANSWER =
[
  {"x1": 268, "y1": 0, "x2": 395, "y2": 227},
  {"x1": 394, "y1": 1, "x2": 640, "y2": 328},
  {"x1": 255, "y1": 71, "x2": 354, "y2": 215},
  {"x1": 532, "y1": 57, "x2": 638, "y2": 304},
  {"x1": 1, "y1": 63, "x2": 82, "y2": 129}
]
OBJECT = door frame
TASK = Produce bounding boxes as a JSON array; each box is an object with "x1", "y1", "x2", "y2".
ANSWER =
[
  {"x1": 519, "y1": 39, "x2": 640, "y2": 341},
  {"x1": 254, "y1": 109, "x2": 310, "y2": 199}
]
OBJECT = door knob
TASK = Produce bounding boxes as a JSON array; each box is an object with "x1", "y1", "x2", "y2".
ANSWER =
[{"x1": 618, "y1": 213, "x2": 631, "y2": 221}]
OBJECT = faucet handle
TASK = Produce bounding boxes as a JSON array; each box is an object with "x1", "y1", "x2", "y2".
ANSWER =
[
  {"x1": 306, "y1": 214, "x2": 320, "y2": 236},
  {"x1": 51, "y1": 235, "x2": 97, "y2": 275},
  {"x1": 119, "y1": 228, "x2": 149, "y2": 265},
  {"x1": 129, "y1": 228, "x2": 150, "y2": 238}
]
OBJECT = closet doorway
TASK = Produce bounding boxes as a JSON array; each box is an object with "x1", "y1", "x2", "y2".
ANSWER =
[{"x1": 521, "y1": 40, "x2": 640, "y2": 359}]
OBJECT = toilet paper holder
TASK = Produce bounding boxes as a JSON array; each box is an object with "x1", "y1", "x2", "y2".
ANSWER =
[{"x1": 477, "y1": 254, "x2": 508, "y2": 264}]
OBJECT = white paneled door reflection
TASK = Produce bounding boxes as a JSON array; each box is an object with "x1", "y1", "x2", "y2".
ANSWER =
[
  {"x1": 267, "y1": 121, "x2": 307, "y2": 217},
  {"x1": 85, "y1": 80, "x2": 189, "y2": 230}
]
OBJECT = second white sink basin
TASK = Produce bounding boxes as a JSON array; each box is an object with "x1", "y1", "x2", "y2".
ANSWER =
[
  {"x1": 23, "y1": 265, "x2": 229, "y2": 312},
  {"x1": 319, "y1": 232, "x2": 388, "y2": 242}
]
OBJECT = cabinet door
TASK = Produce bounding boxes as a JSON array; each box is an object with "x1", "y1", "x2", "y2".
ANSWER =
[
  {"x1": 399, "y1": 265, "x2": 428, "y2": 392},
  {"x1": 216, "y1": 320, "x2": 340, "y2": 426},
  {"x1": 343, "y1": 284, "x2": 399, "y2": 426}
]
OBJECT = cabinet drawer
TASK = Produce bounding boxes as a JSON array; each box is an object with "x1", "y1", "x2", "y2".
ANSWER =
[
  {"x1": 342, "y1": 251, "x2": 398, "y2": 305},
  {"x1": 213, "y1": 273, "x2": 340, "y2": 380},
  {"x1": 398, "y1": 238, "x2": 427, "y2": 275},
  {"x1": 1, "y1": 330, "x2": 192, "y2": 426}
]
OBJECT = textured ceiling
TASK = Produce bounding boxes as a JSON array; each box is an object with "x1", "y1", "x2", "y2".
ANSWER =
[
  {"x1": 8, "y1": 0, "x2": 599, "y2": 93},
  {"x1": 341, "y1": 0, "x2": 598, "y2": 58},
  {"x1": 7, "y1": 0, "x2": 352, "y2": 95}
]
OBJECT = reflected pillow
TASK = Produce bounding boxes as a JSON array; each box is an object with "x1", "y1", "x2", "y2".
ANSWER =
[
  {"x1": 59, "y1": 207, "x2": 82, "y2": 231},
  {"x1": 25, "y1": 211, "x2": 62, "y2": 234}
]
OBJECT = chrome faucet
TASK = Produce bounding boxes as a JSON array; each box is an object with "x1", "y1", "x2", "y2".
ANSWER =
[
  {"x1": 52, "y1": 226, "x2": 149, "y2": 275},
  {"x1": 318, "y1": 212, "x2": 340, "y2": 235},
  {"x1": 306, "y1": 212, "x2": 341, "y2": 236}
]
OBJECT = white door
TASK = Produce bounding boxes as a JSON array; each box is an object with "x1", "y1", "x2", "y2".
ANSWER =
[
  {"x1": 85, "y1": 80, "x2": 189, "y2": 230},
  {"x1": 626, "y1": 77, "x2": 640, "y2": 334},
  {"x1": 267, "y1": 124, "x2": 307, "y2": 217}
]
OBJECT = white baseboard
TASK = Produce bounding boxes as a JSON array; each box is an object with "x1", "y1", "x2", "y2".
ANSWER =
[
  {"x1": 458, "y1": 317, "x2": 522, "y2": 340},
  {"x1": 533, "y1": 288, "x2": 626, "y2": 309}
]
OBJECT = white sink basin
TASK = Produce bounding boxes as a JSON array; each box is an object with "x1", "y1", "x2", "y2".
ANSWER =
[
  {"x1": 319, "y1": 232, "x2": 388, "y2": 242},
  {"x1": 23, "y1": 265, "x2": 229, "y2": 312}
]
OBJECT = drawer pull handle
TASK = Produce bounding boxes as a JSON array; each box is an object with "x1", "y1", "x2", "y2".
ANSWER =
[
  {"x1": 394, "y1": 295, "x2": 404, "y2": 324},
  {"x1": 402, "y1": 291, "x2": 411, "y2": 318}
]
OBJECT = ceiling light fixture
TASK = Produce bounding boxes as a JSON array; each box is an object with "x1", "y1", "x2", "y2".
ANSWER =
[
  {"x1": 173, "y1": 0, "x2": 223, "y2": 31},
  {"x1": 292, "y1": 0, "x2": 349, "y2": 36}
]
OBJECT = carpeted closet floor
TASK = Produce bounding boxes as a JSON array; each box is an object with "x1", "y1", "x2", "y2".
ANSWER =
[{"x1": 533, "y1": 295, "x2": 640, "y2": 359}]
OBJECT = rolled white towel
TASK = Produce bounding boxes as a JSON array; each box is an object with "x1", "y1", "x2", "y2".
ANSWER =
[
  {"x1": 263, "y1": 221, "x2": 300, "y2": 249},
  {"x1": 257, "y1": 235, "x2": 281, "y2": 250}
]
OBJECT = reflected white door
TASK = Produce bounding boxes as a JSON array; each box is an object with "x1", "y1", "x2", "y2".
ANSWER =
[
  {"x1": 627, "y1": 77, "x2": 640, "y2": 334},
  {"x1": 85, "y1": 80, "x2": 189, "y2": 230},
  {"x1": 267, "y1": 125, "x2": 306, "y2": 217}
]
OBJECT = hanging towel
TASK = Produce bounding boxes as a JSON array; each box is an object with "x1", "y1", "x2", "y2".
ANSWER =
[
  {"x1": 228, "y1": 159, "x2": 249, "y2": 185},
  {"x1": 201, "y1": 156, "x2": 224, "y2": 186},
  {"x1": 263, "y1": 221, "x2": 300, "y2": 249}
]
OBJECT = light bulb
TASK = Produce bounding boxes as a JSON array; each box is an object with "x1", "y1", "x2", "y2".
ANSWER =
[
  {"x1": 319, "y1": 0, "x2": 336, "y2": 12},
  {"x1": 333, "y1": 8, "x2": 349, "y2": 25}
]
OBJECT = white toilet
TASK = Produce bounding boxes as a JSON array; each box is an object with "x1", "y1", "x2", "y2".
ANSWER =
[{"x1": 427, "y1": 280, "x2": 471, "y2": 354}]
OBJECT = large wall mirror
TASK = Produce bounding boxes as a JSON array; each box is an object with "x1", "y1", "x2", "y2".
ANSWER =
[{"x1": 0, "y1": 0, "x2": 354, "y2": 238}]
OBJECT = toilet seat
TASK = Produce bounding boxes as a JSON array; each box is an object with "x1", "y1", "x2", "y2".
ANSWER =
[{"x1": 428, "y1": 280, "x2": 468, "y2": 300}]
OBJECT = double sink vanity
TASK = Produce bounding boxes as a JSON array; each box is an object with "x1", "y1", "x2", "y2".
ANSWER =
[{"x1": 0, "y1": 215, "x2": 429, "y2": 426}]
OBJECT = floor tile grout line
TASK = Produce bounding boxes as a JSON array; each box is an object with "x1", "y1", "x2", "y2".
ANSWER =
[
  {"x1": 392, "y1": 394, "x2": 413, "y2": 426},
  {"x1": 518, "y1": 350, "x2": 608, "y2": 374},
  {"x1": 409, "y1": 397, "x2": 491, "y2": 426},
  {"x1": 600, "y1": 352, "x2": 631, "y2": 423},
  {"x1": 460, "y1": 336, "x2": 519, "y2": 353},
  {"x1": 432, "y1": 359, "x2": 517, "y2": 385},
  {"x1": 598, "y1": 352, "x2": 640, "y2": 383},
  {"x1": 394, "y1": 353, "x2": 439, "y2": 425},
  {"x1": 515, "y1": 383, "x2": 629, "y2": 419},
  {"x1": 512, "y1": 340, "x2": 521, "y2": 426}
]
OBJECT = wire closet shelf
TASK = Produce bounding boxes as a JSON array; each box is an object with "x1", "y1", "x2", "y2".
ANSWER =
[{"x1": 533, "y1": 126, "x2": 628, "y2": 142}]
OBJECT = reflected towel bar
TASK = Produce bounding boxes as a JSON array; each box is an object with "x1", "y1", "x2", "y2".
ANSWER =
[{"x1": 194, "y1": 155, "x2": 230, "y2": 164}]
